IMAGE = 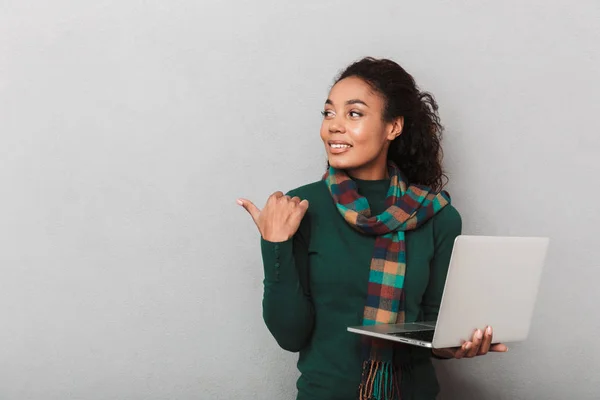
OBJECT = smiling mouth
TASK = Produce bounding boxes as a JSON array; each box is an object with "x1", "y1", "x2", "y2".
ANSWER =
[{"x1": 328, "y1": 142, "x2": 353, "y2": 155}]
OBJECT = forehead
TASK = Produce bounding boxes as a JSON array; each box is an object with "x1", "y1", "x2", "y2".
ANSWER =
[{"x1": 327, "y1": 76, "x2": 384, "y2": 105}]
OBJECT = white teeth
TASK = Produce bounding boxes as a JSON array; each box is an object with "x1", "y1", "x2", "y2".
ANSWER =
[{"x1": 330, "y1": 144, "x2": 351, "y2": 149}]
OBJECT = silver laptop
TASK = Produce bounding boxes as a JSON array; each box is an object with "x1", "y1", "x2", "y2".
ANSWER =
[{"x1": 347, "y1": 235, "x2": 549, "y2": 349}]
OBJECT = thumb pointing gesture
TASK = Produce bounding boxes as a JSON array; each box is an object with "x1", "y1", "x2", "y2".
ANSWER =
[{"x1": 237, "y1": 192, "x2": 309, "y2": 242}]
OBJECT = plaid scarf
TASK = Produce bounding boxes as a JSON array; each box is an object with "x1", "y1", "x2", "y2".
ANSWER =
[{"x1": 323, "y1": 162, "x2": 450, "y2": 400}]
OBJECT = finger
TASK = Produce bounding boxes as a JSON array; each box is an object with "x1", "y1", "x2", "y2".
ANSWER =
[
  {"x1": 237, "y1": 198, "x2": 261, "y2": 224},
  {"x1": 290, "y1": 200, "x2": 310, "y2": 226},
  {"x1": 297, "y1": 199, "x2": 309, "y2": 213},
  {"x1": 454, "y1": 342, "x2": 469, "y2": 359},
  {"x1": 490, "y1": 343, "x2": 509, "y2": 352},
  {"x1": 290, "y1": 196, "x2": 301, "y2": 205},
  {"x1": 478, "y1": 326, "x2": 493, "y2": 355},
  {"x1": 268, "y1": 191, "x2": 285, "y2": 202},
  {"x1": 466, "y1": 329, "x2": 483, "y2": 357}
]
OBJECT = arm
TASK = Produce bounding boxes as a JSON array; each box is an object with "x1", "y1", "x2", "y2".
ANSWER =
[
  {"x1": 421, "y1": 205, "x2": 462, "y2": 323},
  {"x1": 419, "y1": 205, "x2": 508, "y2": 359},
  {"x1": 421, "y1": 206, "x2": 462, "y2": 359},
  {"x1": 261, "y1": 192, "x2": 314, "y2": 352}
]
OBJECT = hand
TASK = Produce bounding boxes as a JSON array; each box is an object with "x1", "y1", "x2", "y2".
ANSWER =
[
  {"x1": 431, "y1": 326, "x2": 508, "y2": 359},
  {"x1": 237, "y1": 192, "x2": 309, "y2": 242}
]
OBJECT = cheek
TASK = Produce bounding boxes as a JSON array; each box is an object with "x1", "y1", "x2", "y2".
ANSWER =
[
  {"x1": 320, "y1": 122, "x2": 328, "y2": 141},
  {"x1": 348, "y1": 120, "x2": 386, "y2": 148}
]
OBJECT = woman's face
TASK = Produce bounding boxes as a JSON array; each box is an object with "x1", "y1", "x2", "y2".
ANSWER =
[{"x1": 320, "y1": 76, "x2": 402, "y2": 178}]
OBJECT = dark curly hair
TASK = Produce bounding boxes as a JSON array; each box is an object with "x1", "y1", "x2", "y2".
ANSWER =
[{"x1": 335, "y1": 57, "x2": 447, "y2": 192}]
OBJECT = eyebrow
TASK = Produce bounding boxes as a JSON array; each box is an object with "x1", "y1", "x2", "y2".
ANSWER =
[{"x1": 325, "y1": 99, "x2": 369, "y2": 107}]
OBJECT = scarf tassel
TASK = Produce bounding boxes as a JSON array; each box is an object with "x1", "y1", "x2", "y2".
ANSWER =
[{"x1": 358, "y1": 360, "x2": 401, "y2": 400}]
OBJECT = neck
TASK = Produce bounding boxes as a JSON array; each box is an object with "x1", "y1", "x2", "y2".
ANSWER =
[{"x1": 347, "y1": 155, "x2": 389, "y2": 181}]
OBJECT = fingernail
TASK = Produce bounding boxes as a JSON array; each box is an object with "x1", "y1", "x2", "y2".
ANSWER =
[
  {"x1": 486, "y1": 326, "x2": 492, "y2": 335},
  {"x1": 236, "y1": 199, "x2": 243, "y2": 206},
  {"x1": 465, "y1": 343, "x2": 472, "y2": 350},
  {"x1": 476, "y1": 329, "x2": 483, "y2": 339}
]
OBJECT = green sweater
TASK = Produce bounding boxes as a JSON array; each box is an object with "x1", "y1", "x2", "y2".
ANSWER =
[{"x1": 260, "y1": 178, "x2": 462, "y2": 400}]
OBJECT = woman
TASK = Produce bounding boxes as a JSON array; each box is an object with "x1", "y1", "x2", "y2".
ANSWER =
[{"x1": 238, "y1": 57, "x2": 507, "y2": 400}]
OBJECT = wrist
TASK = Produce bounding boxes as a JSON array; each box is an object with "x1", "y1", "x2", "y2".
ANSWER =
[{"x1": 262, "y1": 233, "x2": 293, "y2": 243}]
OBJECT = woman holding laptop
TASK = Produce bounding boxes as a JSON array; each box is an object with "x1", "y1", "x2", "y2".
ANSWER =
[{"x1": 238, "y1": 57, "x2": 507, "y2": 400}]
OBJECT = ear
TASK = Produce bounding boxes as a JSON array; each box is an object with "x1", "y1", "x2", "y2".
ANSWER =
[{"x1": 386, "y1": 117, "x2": 404, "y2": 141}]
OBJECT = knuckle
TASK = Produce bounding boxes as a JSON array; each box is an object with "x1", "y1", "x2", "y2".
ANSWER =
[{"x1": 270, "y1": 191, "x2": 283, "y2": 200}]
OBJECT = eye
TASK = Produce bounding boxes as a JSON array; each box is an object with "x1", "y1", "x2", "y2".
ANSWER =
[
  {"x1": 321, "y1": 110, "x2": 334, "y2": 118},
  {"x1": 349, "y1": 111, "x2": 363, "y2": 118}
]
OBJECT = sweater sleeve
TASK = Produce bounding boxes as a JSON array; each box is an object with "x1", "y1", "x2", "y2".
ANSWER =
[
  {"x1": 421, "y1": 205, "x2": 462, "y2": 322},
  {"x1": 260, "y1": 191, "x2": 314, "y2": 352}
]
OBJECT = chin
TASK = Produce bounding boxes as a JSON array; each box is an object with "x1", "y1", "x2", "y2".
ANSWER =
[{"x1": 328, "y1": 158, "x2": 357, "y2": 170}]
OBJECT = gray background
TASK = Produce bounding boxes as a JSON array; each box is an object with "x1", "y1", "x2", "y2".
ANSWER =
[{"x1": 1, "y1": 1, "x2": 598, "y2": 399}]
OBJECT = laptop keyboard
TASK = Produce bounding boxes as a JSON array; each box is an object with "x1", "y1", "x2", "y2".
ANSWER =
[{"x1": 389, "y1": 330, "x2": 435, "y2": 342}]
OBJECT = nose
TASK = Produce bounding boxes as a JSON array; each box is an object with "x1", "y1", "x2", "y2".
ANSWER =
[{"x1": 328, "y1": 114, "x2": 345, "y2": 134}]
